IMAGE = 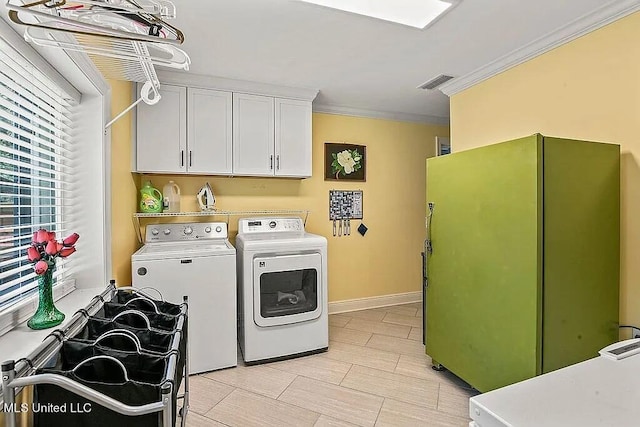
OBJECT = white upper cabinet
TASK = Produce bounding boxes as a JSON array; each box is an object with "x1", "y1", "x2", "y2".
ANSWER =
[
  {"x1": 188, "y1": 88, "x2": 233, "y2": 174},
  {"x1": 135, "y1": 78, "x2": 316, "y2": 178},
  {"x1": 137, "y1": 85, "x2": 232, "y2": 174},
  {"x1": 275, "y1": 98, "x2": 312, "y2": 177},
  {"x1": 232, "y1": 95, "x2": 312, "y2": 177},
  {"x1": 232, "y1": 93, "x2": 275, "y2": 176},
  {"x1": 136, "y1": 84, "x2": 186, "y2": 173}
]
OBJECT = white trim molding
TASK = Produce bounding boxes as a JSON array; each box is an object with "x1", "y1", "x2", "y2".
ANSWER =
[
  {"x1": 0, "y1": 280, "x2": 76, "y2": 337},
  {"x1": 328, "y1": 291, "x2": 422, "y2": 314},
  {"x1": 63, "y1": 49, "x2": 113, "y2": 287},
  {"x1": 313, "y1": 103, "x2": 450, "y2": 126},
  {"x1": 157, "y1": 70, "x2": 319, "y2": 101},
  {"x1": 440, "y1": 0, "x2": 640, "y2": 96},
  {"x1": 0, "y1": 287, "x2": 102, "y2": 363}
]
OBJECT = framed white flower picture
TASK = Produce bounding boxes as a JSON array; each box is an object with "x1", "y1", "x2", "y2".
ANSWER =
[{"x1": 324, "y1": 142, "x2": 366, "y2": 181}]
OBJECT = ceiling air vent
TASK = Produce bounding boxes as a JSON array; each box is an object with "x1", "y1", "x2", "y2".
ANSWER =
[{"x1": 418, "y1": 74, "x2": 455, "y2": 90}]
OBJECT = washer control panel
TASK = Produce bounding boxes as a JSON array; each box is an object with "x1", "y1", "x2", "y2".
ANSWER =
[
  {"x1": 238, "y1": 218, "x2": 304, "y2": 235},
  {"x1": 145, "y1": 222, "x2": 228, "y2": 242}
]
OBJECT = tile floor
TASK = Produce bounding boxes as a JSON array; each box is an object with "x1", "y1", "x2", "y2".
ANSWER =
[{"x1": 183, "y1": 303, "x2": 477, "y2": 427}]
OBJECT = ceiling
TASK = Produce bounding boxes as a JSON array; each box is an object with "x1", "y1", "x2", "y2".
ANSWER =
[
  {"x1": 1, "y1": 0, "x2": 628, "y2": 123},
  {"x1": 169, "y1": 0, "x2": 632, "y2": 123}
]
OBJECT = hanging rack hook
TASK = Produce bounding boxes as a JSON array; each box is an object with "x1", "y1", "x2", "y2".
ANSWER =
[{"x1": 105, "y1": 80, "x2": 160, "y2": 129}]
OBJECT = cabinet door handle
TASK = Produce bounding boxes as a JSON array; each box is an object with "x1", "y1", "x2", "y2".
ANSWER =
[
  {"x1": 270, "y1": 155, "x2": 273, "y2": 170},
  {"x1": 189, "y1": 150, "x2": 192, "y2": 167},
  {"x1": 180, "y1": 150, "x2": 184, "y2": 167},
  {"x1": 276, "y1": 155, "x2": 280, "y2": 170}
]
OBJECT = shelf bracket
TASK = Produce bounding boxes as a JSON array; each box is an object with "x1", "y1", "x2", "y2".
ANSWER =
[
  {"x1": 105, "y1": 96, "x2": 145, "y2": 130},
  {"x1": 105, "y1": 81, "x2": 161, "y2": 130},
  {"x1": 133, "y1": 216, "x2": 143, "y2": 244}
]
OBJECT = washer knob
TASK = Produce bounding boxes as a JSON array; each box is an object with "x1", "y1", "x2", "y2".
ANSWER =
[
  {"x1": 215, "y1": 226, "x2": 222, "y2": 233},
  {"x1": 184, "y1": 226, "x2": 193, "y2": 235},
  {"x1": 163, "y1": 229, "x2": 171, "y2": 235},
  {"x1": 204, "y1": 226, "x2": 212, "y2": 233},
  {"x1": 151, "y1": 229, "x2": 159, "y2": 236},
  {"x1": 269, "y1": 221, "x2": 277, "y2": 229}
]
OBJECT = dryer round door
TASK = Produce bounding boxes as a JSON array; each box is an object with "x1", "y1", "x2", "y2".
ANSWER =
[{"x1": 252, "y1": 253, "x2": 322, "y2": 327}]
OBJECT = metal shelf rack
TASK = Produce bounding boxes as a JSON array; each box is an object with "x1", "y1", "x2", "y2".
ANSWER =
[
  {"x1": 132, "y1": 210, "x2": 311, "y2": 242},
  {"x1": 1, "y1": 282, "x2": 189, "y2": 427},
  {"x1": 5, "y1": 0, "x2": 190, "y2": 130}
]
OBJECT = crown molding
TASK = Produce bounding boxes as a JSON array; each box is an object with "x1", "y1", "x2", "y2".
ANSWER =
[
  {"x1": 439, "y1": 0, "x2": 640, "y2": 96},
  {"x1": 313, "y1": 103, "x2": 450, "y2": 126},
  {"x1": 156, "y1": 72, "x2": 448, "y2": 124},
  {"x1": 156, "y1": 70, "x2": 319, "y2": 101}
]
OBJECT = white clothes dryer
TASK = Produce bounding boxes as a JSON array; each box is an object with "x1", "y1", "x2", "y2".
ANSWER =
[
  {"x1": 236, "y1": 217, "x2": 328, "y2": 363},
  {"x1": 132, "y1": 222, "x2": 237, "y2": 374}
]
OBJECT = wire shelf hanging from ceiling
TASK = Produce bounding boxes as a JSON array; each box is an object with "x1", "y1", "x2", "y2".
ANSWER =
[{"x1": 5, "y1": 0, "x2": 191, "y2": 128}]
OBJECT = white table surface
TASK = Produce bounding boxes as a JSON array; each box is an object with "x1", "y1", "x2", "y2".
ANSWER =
[
  {"x1": 470, "y1": 353, "x2": 640, "y2": 427},
  {"x1": 0, "y1": 287, "x2": 104, "y2": 364}
]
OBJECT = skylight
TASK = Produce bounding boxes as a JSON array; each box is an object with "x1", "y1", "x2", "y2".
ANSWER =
[{"x1": 297, "y1": 0, "x2": 457, "y2": 29}]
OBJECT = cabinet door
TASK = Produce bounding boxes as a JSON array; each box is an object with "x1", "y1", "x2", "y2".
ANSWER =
[
  {"x1": 232, "y1": 93, "x2": 275, "y2": 176},
  {"x1": 136, "y1": 84, "x2": 187, "y2": 173},
  {"x1": 188, "y1": 88, "x2": 232, "y2": 174},
  {"x1": 275, "y1": 98, "x2": 312, "y2": 177}
]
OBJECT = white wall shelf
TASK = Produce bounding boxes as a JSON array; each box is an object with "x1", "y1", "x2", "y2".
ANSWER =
[{"x1": 133, "y1": 210, "x2": 311, "y2": 242}]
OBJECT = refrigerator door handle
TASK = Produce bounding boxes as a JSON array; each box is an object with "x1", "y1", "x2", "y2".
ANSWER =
[
  {"x1": 423, "y1": 202, "x2": 435, "y2": 346},
  {"x1": 425, "y1": 202, "x2": 434, "y2": 254},
  {"x1": 422, "y1": 250, "x2": 427, "y2": 345},
  {"x1": 422, "y1": 244, "x2": 429, "y2": 287}
]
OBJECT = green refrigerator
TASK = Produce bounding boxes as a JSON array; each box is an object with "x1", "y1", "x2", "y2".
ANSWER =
[{"x1": 425, "y1": 134, "x2": 619, "y2": 392}]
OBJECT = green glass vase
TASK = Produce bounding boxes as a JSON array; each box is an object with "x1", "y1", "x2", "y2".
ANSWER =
[{"x1": 27, "y1": 266, "x2": 65, "y2": 330}]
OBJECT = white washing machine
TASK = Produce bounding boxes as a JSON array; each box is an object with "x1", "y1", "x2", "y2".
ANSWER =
[
  {"x1": 132, "y1": 222, "x2": 237, "y2": 374},
  {"x1": 236, "y1": 217, "x2": 328, "y2": 363}
]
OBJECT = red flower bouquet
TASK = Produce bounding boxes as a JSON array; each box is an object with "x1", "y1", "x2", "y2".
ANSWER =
[{"x1": 26, "y1": 229, "x2": 80, "y2": 329}]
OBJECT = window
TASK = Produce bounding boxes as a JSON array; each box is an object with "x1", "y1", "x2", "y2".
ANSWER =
[{"x1": 0, "y1": 38, "x2": 77, "y2": 313}]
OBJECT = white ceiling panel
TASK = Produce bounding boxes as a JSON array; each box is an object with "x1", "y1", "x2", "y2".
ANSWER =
[{"x1": 135, "y1": 1, "x2": 640, "y2": 121}]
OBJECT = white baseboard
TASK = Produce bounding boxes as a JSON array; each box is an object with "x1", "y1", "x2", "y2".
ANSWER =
[{"x1": 328, "y1": 291, "x2": 422, "y2": 314}]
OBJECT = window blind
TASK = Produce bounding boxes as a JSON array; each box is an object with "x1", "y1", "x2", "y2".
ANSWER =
[{"x1": 0, "y1": 37, "x2": 77, "y2": 311}]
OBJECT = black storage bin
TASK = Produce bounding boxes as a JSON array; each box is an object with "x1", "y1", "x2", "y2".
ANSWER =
[
  {"x1": 69, "y1": 316, "x2": 186, "y2": 389},
  {"x1": 110, "y1": 291, "x2": 184, "y2": 316},
  {"x1": 93, "y1": 302, "x2": 180, "y2": 332},
  {"x1": 72, "y1": 317, "x2": 177, "y2": 353},
  {"x1": 89, "y1": 305, "x2": 188, "y2": 371},
  {"x1": 34, "y1": 341, "x2": 176, "y2": 427}
]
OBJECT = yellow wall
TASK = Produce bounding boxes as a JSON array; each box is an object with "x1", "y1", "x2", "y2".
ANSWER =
[
  {"x1": 111, "y1": 106, "x2": 447, "y2": 302},
  {"x1": 0, "y1": 387, "x2": 32, "y2": 426},
  {"x1": 108, "y1": 80, "x2": 139, "y2": 286},
  {"x1": 449, "y1": 12, "x2": 640, "y2": 327}
]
